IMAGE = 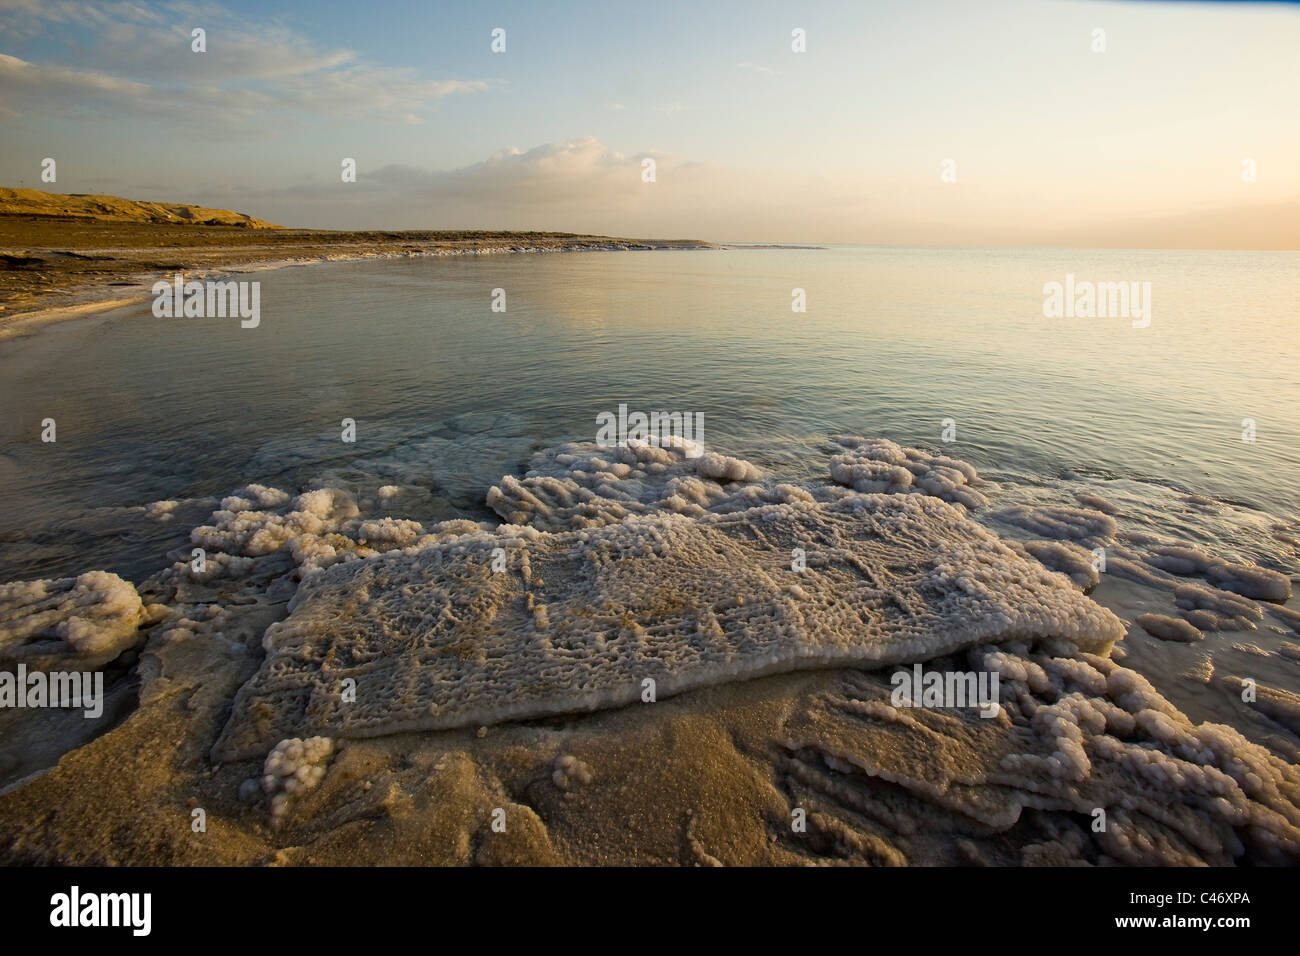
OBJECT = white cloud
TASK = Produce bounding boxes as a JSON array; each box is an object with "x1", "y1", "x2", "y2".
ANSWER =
[
  {"x1": 0, "y1": 0, "x2": 497, "y2": 125},
  {"x1": 227, "y1": 136, "x2": 952, "y2": 241}
]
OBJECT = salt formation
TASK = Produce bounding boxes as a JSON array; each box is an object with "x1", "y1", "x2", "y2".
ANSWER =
[
  {"x1": 213, "y1": 491, "x2": 1122, "y2": 760},
  {"x1": 259, "y1": 736, "x2": 334, "y2": 825},
  {"x1": 1269, "y1": 604, "x2": 1300, "y2": 634},
  {"x1": 1135, "y1": 613, "x2": 1202, "y2": 643},
  {"x1": 988, "y1": 505, "x2": 1117, "y2": 544},
  {"x1": 1205, "y1": 563, "x2": 1291, "y2": 602},
  {"x1": 1223, "y1": 678, "x2": 1300, "y2": 736},
  {"x1": 997, "y1": 505, "x2": 1291, "y2": 639},
  {"x1": 1143, "y1": 545, "x2": 1290, "y2": 602},
  {"x1": 779, "y1": 645, "x2": 1300, "y2": 865},
  {"x1": 173, "y1": 484, "x2": 488, "y2": 580},
  {"x1": 143, "y1": 500, "x2": 179, "y2": 522},
  {"x1": 552, "y1": 754, "x2": 593, "y2": 791},
  {"x1": 1181, "y1": 654, "x2": 1214, "y2": 684},
  {"x1": 1171, "y1": 583, "x2": 1262, "y2": 630},
  {"x1": 1231, "y1": 642, "x2": 1270, "y2": 658},
  {"x1": 1073, "y1": 491, "x2": 1119, "y2": 515},
  {"x1": 485, "y1": 438, "x2": 769, "y2": 531},
  {"x1": 1009, "y1": 540, "x2": 1099, "y2": 591},
  {"x1": 0, "y1": 571, "x2": 146, "y2": 667},
  {"x1": 828, "y1": 437, "x2": 988, "y2": 509}
]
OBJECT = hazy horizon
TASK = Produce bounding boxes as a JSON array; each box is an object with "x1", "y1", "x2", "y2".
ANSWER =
[{"x1": 2, "y1": 0, "x2": 1299, "y2": 248}]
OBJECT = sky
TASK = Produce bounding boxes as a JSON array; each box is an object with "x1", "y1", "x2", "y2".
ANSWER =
[{"x1": 0, "y1": 0, "x2": 1297, "y2": 246}]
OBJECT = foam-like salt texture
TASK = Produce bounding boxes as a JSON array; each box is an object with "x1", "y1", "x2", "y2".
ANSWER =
[
  {"x1": 0, "y1": 571, "x2": 145, "y2": 666},
  {"x1": 828, "y1": 437, "x2": 988, "y2": 509},
  {"x1": 175, "y1": 484, "x2": 488, "y2": 581},
  {"x1": 781, "y1": 645, "x2": 1300, "y2": 863},
  {"x1": 212, "y1": 492, "x2": 1122, "y2": 760},
  {"x1": 485, "y1": 437, "x2": 765, "y2": 531},
  {"x1": 1136, "y1": 613, "x2": 1203, "y2": 643},
  {"x1": 989, "y1": 504, "x2": 1118, "y2": 543},
  {"x1": 1012, "y1": 540, "x2": 1099, "y2": 591}
]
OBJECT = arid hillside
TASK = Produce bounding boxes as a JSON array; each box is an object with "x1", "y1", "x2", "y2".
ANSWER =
[{"x1": 0, "y1": 188, "x2": 281, "y2": 229}]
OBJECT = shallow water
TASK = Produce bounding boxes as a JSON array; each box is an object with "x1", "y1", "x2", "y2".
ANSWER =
[{"x1": 1, "y1": 245, "x2": 1297, "y2": 577}]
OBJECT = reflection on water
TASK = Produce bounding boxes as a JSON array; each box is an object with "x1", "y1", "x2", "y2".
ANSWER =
[{"x1": 1, "y1": 246, "x2": 1298, "y2": 584}]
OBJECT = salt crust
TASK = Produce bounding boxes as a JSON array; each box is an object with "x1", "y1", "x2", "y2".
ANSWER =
[{"x1": 213, "y1": 491, "x2": 1122, "y2": 760}]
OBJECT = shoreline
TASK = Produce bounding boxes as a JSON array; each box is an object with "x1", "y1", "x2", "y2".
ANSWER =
[{"x1": 0, "y1": 221, "x2": 716, "y2": 339}]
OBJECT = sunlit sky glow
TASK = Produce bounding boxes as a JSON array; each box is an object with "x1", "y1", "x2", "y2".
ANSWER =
[{"x1": 1, "y1": 0, "x2": 1297, "y2": 246}]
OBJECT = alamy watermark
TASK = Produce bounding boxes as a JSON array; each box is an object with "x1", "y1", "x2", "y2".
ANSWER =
[
  {"x1": 50, "y1": 886, "x2": 150, "y2": 936},
  {"x1": 152, "y1": 274, "x2": 260, "y2": 328},
  {"x1": 1043, "y1": 273, "x2": 1151, "y2": 328},
  {"x1": 890, "y1": 664, "x2": 1000, "y2": 718},
  {"x1": 0, "y1": 664, "x2": 103, "y2": 718},
  {"x1": 596, "y1": 403, "x2": 705, "y2": 457}
]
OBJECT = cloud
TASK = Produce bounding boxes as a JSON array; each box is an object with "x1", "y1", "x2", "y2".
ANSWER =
[
  {"x1": 737, "y1": 62, "x2": 778, "y2": 76},
  {"x1": 0, "y1": 0, "x2": 497, "y2": 126},
  {"x1": 180, "y1": 136, "x2": 1299, "y2": 249},
  {"x1": 210, "y1": 136, "x2": 907, "y2": 238}
]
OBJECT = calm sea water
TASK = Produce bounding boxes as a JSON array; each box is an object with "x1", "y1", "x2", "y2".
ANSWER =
[{"x1": 2, "y1": 246, "x2": 1298, "y2": 583}]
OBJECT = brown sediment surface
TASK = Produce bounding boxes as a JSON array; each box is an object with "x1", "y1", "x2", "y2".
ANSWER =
[{"x1": 0, "y1": 188, "x2": 713, "y2": 334}]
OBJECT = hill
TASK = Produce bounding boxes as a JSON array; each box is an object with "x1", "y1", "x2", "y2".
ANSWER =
[{"x1": 0, "y1": 187, "x2": 280, "y2": 229}]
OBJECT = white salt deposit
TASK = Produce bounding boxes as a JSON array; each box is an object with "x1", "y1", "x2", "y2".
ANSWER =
[
  {"x1": 1171, "y1": 583, "x2": 1262, "y2": 627},
  {"x1": 989, "y1": 504, "x2": 1117, "y2": 543},
  {"x1": 1014, "y1": 540, "x2": 1100, "y2": 591},
  {"x1": 1143, "y1": 545, "x2": 1291, "y2": 602},
  {"x1": 1224, "y1": 678, "x2": 1300, "y2": 736},
  {"x1": 1206, "y1": 562, "x2": 1291, "y2": 602},
  {"x1": 175, "y1": 484, "x2": 488, "y2": 581},
  {"x1": 552, "y1": 754, "x2": 593, "y2": 791},
  {"x1": 1074, "y1": 491, "x2": 1119, "y2": 515},
  {"x1": 143, "y1": 500, "x2": 179, "y2": 522},
  {"x1": 828, "y1": 437, "x2": 988, "y2": 509},
  {"x1": 260, "y1": 736, "x2": 334, "y2": 825},
  {"x1": 4, "y1": 424, "x2": 1297, "y2": 863},
  {"x1": 1136, "y1": 613, "x2": 1203, "y2": 643},
  {"x1": 782, "y1": 644, "x2": 1300, "y2": 864},
  {"x1": 485, "y1": 438, "x2": 770, "y2": 531},
  {"x1": 212, "y1": 490, "x2": 1122, "y2": 760},
  {"x1": 0, "y1": 571, "x2": 145, "y2": 665}
]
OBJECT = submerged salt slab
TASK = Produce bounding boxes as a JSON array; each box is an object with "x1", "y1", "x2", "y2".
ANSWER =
[{"x1": 213, "y1": 492, "x2": 1123, "y2": 760}]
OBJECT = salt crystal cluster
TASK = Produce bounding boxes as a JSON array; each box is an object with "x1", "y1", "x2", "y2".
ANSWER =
[
  {"x1": 552, "y1": 754, "x2": 593, "y2": 790},
  {"x1": 0, "y1": 570, "x2": 146, "y2": 664},
  {"x1": 260, "y1": 736, "x2": 334, "y2": 824},
  {"x1": 828, "y1": 437, "x2": 988, "y2": 509},
  {"x1": 780, "y1": 643, "x2": 1300, "y2": 864},
  {"x1": 175, "y1": 483, "x2": 486, "y2": 580},
  {"x1": 486, "y1": 438, "x2": 767, "y2": 531},
  {"x1": 1135, "y1": 613, "x2": 1203, "y2": 643}
]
